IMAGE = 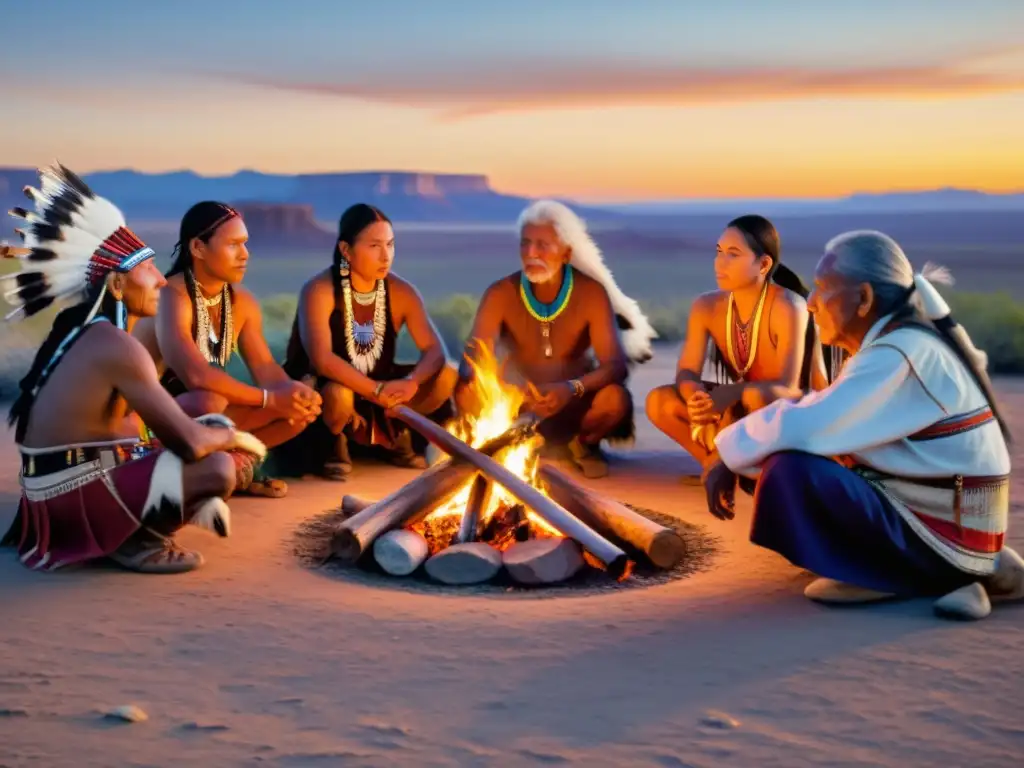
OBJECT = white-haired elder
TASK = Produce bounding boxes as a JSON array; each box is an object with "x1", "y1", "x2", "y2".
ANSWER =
[
  {"x1": 712, "y1": 230, "x2": 1022, "y2": 620},
  {"x1": 455, "y1": 200, "x2": 657, "y2": 478}
]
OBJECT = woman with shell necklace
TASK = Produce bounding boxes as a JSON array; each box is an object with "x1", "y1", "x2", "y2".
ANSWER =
[
  {"x1": 646, "y1": 215, "x2": 838, "y2": 512},
  {"x1": 279, "y1": 203, "x2": 457, "y2": 479}
]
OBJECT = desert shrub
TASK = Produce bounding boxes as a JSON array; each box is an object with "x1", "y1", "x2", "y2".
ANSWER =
[{"x1": 5, "y1": 290, "x2": 1024, "y2": 398}]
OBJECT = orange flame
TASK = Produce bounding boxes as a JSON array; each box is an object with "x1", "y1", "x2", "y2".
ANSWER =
[{"x1": 422, "y1": 341, "x2": 562, "y2": 538}]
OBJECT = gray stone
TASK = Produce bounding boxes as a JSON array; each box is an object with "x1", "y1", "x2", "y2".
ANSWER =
[
  {"x1": 701, "y1": 710, "x2": 740, "y2": 730},
  {"x1": 104, "y1": 705, "x2": 148, "y2": 723},
  {"x1": 373, "y1": 529, "x2": 430, "y2": 576},
  {"x1": 503, "y1": 538, "x2": 584, "y2": 585},
  {"x1": 424, "y1": 542, "x2": 502, "y2": 585}
]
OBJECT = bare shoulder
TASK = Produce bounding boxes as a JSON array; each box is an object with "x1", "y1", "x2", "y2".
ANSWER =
[
  {"x1": 300, "y1": 268, "x2": 334, "y2": 300},
  {"x1": 571, "y1": 269, "x2": 608, "y2": 299},
  {"x1": 89, "y1": 322, "x2": 156, "y2": 372},
  {"x1": 771, "y1": 285, "x2": 808, "y2": 317},
  {"x1": 161, "y1": 274, "x2": 191, "y2": 305},
  {"x1": 386, "y1": 273, "x2": 425, "y2": 304},
  {"x1": 691, "y1": 290, "x2": 723, "y2": 319},
  {"x1": 485, "y1": 273, "x2": 519, "y2": 302}
]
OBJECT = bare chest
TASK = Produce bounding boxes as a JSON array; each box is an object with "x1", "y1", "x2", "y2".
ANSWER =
[{"x1": 500, "y1": 294, "x2": 592, "y2": 382}]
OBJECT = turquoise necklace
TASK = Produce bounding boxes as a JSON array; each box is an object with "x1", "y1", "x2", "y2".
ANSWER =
[{"x1": 520, "y1": 268, "x2": 574, "y2": 358}]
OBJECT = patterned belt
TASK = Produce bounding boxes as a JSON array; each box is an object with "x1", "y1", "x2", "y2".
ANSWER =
[{"x1": 21, "y1": 445, "x2": 137, "y2": 477}]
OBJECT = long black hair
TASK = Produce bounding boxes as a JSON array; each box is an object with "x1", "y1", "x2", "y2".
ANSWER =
[
  {"x1": 8, "y1": 285, "x2": 117, "y2": 443},
  {"x1": 167, "y1": 201, "x2": 239, "y2": 278},
  {"x1": 710, "y1": 214, "x2": 840, "y2": 389},
  {"x1": 331, "y1": 203, "x2": 392, "y2": 291}
]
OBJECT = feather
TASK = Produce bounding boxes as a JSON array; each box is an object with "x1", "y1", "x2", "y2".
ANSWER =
[
  {"x1": 3, "y1": 164, "x2": 149, "y2": 323},
  {"x1": 921, "y1": 261, "x2": 954, "y2": 286},
  {"x1": 9, "y1": 207, "x2": 42, "y2": 223}
]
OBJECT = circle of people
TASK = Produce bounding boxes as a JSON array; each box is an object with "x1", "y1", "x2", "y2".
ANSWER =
[{"x1": 1, "y1": 164, "x2": 1020, "y2": 621}]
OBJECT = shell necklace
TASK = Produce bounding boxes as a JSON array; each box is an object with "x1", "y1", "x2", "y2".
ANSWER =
[
  {"x1": 725, "y1": 283, "x2": 769, "y2": 379},
  {"x1": 520, "y1": 268, "x2": 574, "y2": 358},
  {"x1": 187, "y1": 269, "x2": 233, "y2": 368},
  {"x1": 341, "y1": 275, "x2": 387, "y2": 374}
]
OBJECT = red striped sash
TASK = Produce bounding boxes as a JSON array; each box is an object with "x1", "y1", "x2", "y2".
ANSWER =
[{"x1": 908, "y1": 406, "x2": 993, "y2": 441}]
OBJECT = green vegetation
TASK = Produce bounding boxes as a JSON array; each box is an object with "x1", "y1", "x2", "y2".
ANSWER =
[
  {"x1": 4, "y1": 289, "x2": 1024, "y2": 402},
  {"x1": 245, "y1": 290, "x2": 1024, "y2": 376}
]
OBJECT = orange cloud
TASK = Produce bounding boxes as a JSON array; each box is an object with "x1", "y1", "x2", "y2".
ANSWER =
[{"x1": 222, "y1": 47, "x2": 1024, "y2": 119}]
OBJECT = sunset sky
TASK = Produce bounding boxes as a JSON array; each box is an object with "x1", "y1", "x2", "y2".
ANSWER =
[{"x1": 2, "y1": 0, "x2": 1023, "y2": 201}]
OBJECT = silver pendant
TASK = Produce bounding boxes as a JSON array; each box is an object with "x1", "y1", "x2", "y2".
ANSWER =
[
  {"x1": 541, "y1": 322, "x2": 553, "y2": 358},
  {"x1": 353, "y1": 321, "x2": 376, "y2": 348}
]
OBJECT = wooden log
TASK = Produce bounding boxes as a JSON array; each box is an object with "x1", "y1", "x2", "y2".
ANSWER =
[
  {"x1": 330, "y1": 462, "x2": 473, "y2": 562},
  {"x1": 538, "y1": 464, "x2": 686, "y2": 569},
  {"x1": 389, "y1": 405, "x2": 631, "y2": 578},
  {"x1": 329, "y1": 416, "x2": 541, "y2": 563},
  {"x1": 341, "y1": 495, "x2": 374, "y2": 519},
  {"x1": 456, "y1": 474, "x2": 492, "y2": 543},
  {"x1": 373, "y1": 529, "x2": 430, "y2": 576}
]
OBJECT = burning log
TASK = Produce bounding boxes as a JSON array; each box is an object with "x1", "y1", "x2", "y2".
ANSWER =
[
  {"x1": 456, "y1": 474, "x2": 492, "y2": 543},
  {"x1": 330, "y1": 416, "x2": 540, "y2": 563},
  {"x1": 389, "y1": 405, "x2": 631, "y2": 579},
  {"x1": 539, "y1": 464, "x2": 685, "y2": 569}
]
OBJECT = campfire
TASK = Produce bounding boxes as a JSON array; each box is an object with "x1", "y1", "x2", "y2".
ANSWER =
[{"x1": 329, "y1": 345, "x2": 685, "y2": 587}]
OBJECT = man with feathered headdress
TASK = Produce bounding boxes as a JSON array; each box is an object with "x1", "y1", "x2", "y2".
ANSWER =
[
  {"x1": 0, "y1": 164, "x2": 265, "y2": 574},
  {"x1": 455, "y1": 200, "x2": 657, "y2": 478}
]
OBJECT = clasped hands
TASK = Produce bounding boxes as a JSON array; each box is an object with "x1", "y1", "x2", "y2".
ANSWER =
[
  {"x1": 523, "y1": 381, "x2": 575, "y2": 419},
  {"x1": 266, "y1": 380, "x2": 322, "y2": 426}
]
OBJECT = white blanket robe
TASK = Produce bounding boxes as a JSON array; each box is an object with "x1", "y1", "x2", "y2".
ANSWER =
[{"x1": 714, "y1": 314, "x2": 1011, "y2": 575}]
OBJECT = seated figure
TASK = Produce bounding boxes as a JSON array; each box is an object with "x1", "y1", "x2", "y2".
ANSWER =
[
  {"x1": 1, "y1": 166, "x2": 264, "y2": 574},
  {"x1": 646, "y1": 215, "x2": 834, "y2": 500},
  {"x1": 133, "y1": 202, "x2": 322, "y2": 498},
  {"x1": 712, "y1": 229, "x2": 1023, "y2": 619},
  {"x1": 455, "y1": 200, "x2": 657, "y2": 478},
  {"x1": 276, "y1": 203, "x2": 457, "y2": 478}
]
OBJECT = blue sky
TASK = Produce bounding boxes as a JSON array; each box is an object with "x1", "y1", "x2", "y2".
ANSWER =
[{"x1": 2, "y1": 0, "x2": 1023, "y2": 200}]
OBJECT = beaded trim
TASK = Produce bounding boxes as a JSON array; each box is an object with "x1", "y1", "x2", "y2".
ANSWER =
[{"x1": 520, "y1": 268, "x2": 574, "y2": 322}]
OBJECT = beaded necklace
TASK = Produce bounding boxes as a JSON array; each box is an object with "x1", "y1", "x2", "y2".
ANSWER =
[
  {"x1": 340, "y1": 272, "x2": 387, "y2": 374},
  {"x1": 520, "y1": 268, "x2": 574, "y2": 358},
  {"x1": 186, "y1": 269, "x2": 233, "y2": 368},
  {"x1": 725, "y1": 282, "x2": 769, "y2": 380}
]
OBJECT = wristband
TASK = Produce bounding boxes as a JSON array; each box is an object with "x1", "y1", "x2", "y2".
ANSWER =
[
  {"x1": 374, "y1": 381, "x2": 385, "y2": 398},
  {"x1": 261, "y1": 389, "x2": 268, "y2": 408}
]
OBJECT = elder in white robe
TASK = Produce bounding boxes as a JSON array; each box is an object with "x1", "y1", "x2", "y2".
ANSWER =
[{"x1": 708, "y1": 230, "x2": 1023, "y2": 619}]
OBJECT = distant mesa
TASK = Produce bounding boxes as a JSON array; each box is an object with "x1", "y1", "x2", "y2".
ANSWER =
[
  {"x1": 1, "y1": 166, "x2": 1021, "y2": 230},
  {"x1": 232, "y1": 203, "x2": 333, "y2": 246}
]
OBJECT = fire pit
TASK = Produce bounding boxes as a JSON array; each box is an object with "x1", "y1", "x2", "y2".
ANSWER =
[{"x1": 324, "y1": 348, "x2": 689, "y2": 588}]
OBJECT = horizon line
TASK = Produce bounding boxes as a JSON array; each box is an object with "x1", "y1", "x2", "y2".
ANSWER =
[{"x1": 1, "y1": 163, "x2": 1022, "y2": 204}]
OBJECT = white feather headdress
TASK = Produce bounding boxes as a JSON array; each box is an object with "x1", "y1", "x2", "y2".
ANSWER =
[
  {"x1": 1, "y1": 163, "x2": 155, "y2": 321},
  {"x1": 517, "y1": 200, "x2": 657, "y2": 364}
]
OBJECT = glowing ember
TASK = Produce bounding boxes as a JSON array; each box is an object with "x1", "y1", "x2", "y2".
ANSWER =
[{"x1": 411, "y1": 342, "x2": 563, "y2": 551}]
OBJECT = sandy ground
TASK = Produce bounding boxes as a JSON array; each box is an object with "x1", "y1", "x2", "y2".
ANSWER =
[{"x1": 1, "y1": 353, "x2": 1023, "y2": 768}]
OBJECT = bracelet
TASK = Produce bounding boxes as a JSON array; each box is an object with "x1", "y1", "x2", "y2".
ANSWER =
[
  {"x1": 568, "y1": 379, "x2": 585, "y2": 398},
  {"x1": 374, "y1": 381, "x2": 385, "y2": 398},
  {"x1": 261, "y1": 389, "x2": 268, "y2": 408}
]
